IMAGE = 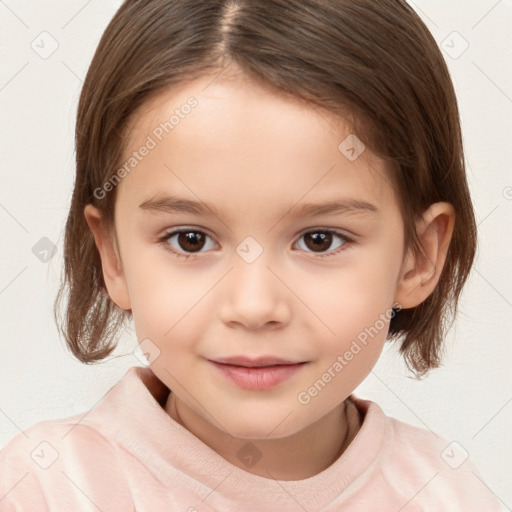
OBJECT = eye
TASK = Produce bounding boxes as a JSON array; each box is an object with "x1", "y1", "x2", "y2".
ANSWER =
[
  {"x1": 158, "y1": 227, "x2": 352, "y2": 260},
  {"x1": 295, "y1": 229, "x2": 351, "y2": 257},
  {"x1": 159, "y1": 228, "x2": 217, "y2": 259}
]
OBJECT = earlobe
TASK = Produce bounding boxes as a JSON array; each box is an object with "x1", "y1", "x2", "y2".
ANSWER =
[
  {"x1": 84, "y1": 204, "x2": 132, "y2": 311},
  {"x1": 394, "y1": 202, "x2": 455, "y2": 309}
]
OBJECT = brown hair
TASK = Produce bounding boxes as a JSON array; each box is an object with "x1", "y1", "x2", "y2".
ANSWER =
[{"x1": 54, "y1": 0, "x2": 477, "y2": 377}]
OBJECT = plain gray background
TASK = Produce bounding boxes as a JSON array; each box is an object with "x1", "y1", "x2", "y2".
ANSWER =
[{"x1": 0, "y1": 1, "x2": 511, "y2": 509}]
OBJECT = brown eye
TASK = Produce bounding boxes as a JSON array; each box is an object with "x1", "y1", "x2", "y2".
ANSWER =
[
  {"x1": 176, "y1": 231, "x2": 206, "y2": 252},
  {"x1": 161, "y1": 229, "x2": 216, "y2": 257},
  {"x1": 296, "y1": 230, "x2": 348, "y2": 255},
  {"x1": 303, "y1": 232, "x2": 333, "y2": 252}
]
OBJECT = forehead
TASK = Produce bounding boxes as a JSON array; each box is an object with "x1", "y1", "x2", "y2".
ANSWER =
[
  {"x1": 126, "y1": 71, "x2": 348, "y2": 150},
  {"x1": 116, "y1": 71, "x2": 395, "y2": 217}
]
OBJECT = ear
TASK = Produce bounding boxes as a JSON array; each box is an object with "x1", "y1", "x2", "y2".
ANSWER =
[
  {"x1": 394, "y1": 202, "x2": 455, "y2": 309},
  {"x1": 84, "y1": 204, "x2": 131, "y2": 311}
]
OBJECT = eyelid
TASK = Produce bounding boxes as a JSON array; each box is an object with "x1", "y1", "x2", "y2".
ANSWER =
[
  {"x1": 293, "y1": 228, "x2": 353, "y2": 256},
  {"x1": 160, "y1": 226, "x2": 219, "y2": 250},
  {"x1": 158, "y1": 226, "x2": 354, "y2": 259},
  {"x1": 160, "y1": 225, "x2": 217, "y2": 242},
  {"x1": 159, "y1": 226, "x2": 353, "y2": 243},
  {"x1": 296, "y1": 226, "x2": 354, "y2": 239}
]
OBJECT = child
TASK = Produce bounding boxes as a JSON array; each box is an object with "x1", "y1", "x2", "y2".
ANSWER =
[{"x1": 0, "y1": 0, "x2": 502, "y2": 510}]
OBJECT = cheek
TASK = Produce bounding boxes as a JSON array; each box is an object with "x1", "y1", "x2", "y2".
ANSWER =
[
  {"x1": 303, "y1": 292, "x2": 392, "y2": 408},
  {"x1": 297, "y1": 258, "x2": 397, "y2": 334},
  {"x1": 124, "y1": 250, "x2": 212, "y2": 342},
  {"x1": 294, "y1": 253, "x2": 398, "y2": 376}
]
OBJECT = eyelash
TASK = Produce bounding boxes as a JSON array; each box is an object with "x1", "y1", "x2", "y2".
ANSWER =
[{"x1": 157, "y1": 228, "x2": 353, "y2": 260}]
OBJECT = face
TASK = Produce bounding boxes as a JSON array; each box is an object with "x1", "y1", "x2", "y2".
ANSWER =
[{"x1": 93, "y1": 70, "x2": 408, "y2": 440}]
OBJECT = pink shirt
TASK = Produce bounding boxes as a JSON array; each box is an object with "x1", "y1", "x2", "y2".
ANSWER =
[{"x1": 0, "y1": 366, "x2": 501, "y2": 511}]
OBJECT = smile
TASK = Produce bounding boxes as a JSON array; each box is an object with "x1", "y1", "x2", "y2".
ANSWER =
[{"x1": 208, "y1": 361, "x2": 307, "y2": 390}]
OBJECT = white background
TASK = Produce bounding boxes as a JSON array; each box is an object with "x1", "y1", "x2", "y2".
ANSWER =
[{"x1": 0, "y1": 1, "x2": 511, "y2": 509}]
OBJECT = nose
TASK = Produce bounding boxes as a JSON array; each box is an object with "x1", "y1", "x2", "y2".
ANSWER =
[{"x1": 218, "y1": 252, "x2": 291, "y2": 331}]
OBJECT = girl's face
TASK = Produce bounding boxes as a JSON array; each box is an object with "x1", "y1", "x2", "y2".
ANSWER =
[{"x1": 96, "y1": 71, "x2": 408, "y2": 439}]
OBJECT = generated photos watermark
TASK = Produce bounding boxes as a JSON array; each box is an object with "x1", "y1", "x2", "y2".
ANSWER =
[{"x1": 297, "y1": 304, "x2": 402, "y2": 405}]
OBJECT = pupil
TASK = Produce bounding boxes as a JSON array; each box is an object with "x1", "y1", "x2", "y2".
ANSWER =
[
  {"x1": 179, "y1": 232, "x2": 204, "y2": 252},
  {"x1": 307, "y1": 232, "x2": 331, "y2": 252}
]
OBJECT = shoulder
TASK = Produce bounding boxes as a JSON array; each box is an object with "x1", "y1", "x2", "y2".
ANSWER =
[
  {"x1": 0, "y1": 414, "x2": 119, "y2": 465},
  {"x1": 375, "y1": 404, "x2": 502, "y2": 511},
  {"x1": 0, "y1": 416, "x2": 133, "y2": 510}
]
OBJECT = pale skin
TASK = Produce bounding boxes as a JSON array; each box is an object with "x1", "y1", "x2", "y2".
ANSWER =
[{"x1": 84, "y1": 67, "x2": 455, "y2": 481}]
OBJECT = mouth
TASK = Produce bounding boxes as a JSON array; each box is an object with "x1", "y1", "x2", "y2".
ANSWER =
[
  {"x1": 207, "y1": 357, "x2": 308, "y2": 390},
  {"x1": 209, "y1": 355, "x2": 305, "y2": 368}
]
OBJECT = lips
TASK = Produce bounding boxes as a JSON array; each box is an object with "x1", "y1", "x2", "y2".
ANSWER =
[
  {"x1": 208, "y1": 356, "x2": 307, "y2": 390},
  {"x1": 210, "y1": 355, "x2": 304, "y2": 367}
]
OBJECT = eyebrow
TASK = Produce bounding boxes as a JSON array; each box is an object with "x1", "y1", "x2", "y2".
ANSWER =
[{"x1": 138, "y1": 194, "x2": 379, "y2": 219}]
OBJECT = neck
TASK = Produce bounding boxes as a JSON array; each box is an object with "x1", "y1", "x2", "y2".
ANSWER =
[{"x1": 166, "y1": 393, "x2": 361, "y2": 481}]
